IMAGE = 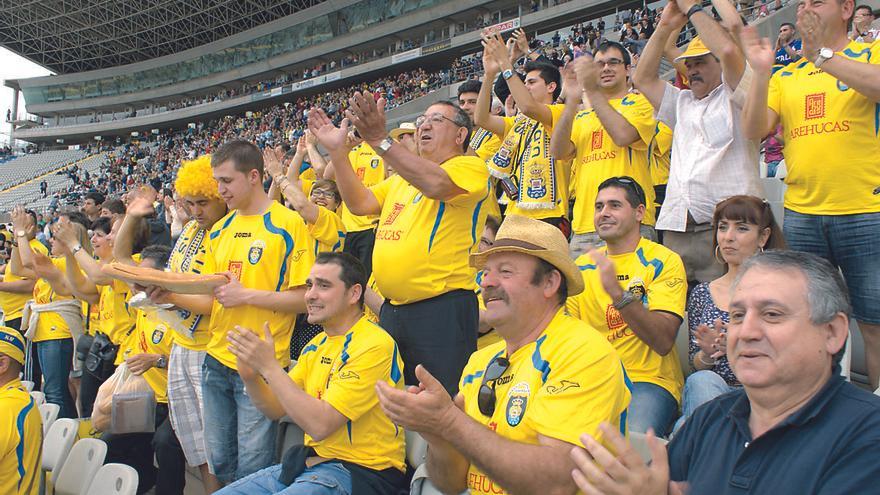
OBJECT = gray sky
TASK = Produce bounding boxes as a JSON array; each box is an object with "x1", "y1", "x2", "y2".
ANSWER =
[{"x1": 0, "y1": 47, "x2": 52, "y2": 147}]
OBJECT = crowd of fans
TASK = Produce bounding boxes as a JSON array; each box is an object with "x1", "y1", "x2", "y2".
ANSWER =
[{"x1": 2, "y1": 1, "x2": 880, "y2": 495}]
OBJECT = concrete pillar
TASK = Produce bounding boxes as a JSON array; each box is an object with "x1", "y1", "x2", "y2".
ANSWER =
[{"x1": 9, "y1": 88, "x2": 18, "y2": 146}]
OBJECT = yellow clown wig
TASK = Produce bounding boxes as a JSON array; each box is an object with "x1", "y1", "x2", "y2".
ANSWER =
[{"x1": 175, "y1": 155, "x2": 221, "y2": 200}]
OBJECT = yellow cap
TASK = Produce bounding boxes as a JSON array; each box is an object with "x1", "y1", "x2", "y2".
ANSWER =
[
  {"x1": 674, "y1": 36, "x2": 712, "y2": 63},
  {"x1": 0, "y1": 327, "x2": 25, "y2": 365}
]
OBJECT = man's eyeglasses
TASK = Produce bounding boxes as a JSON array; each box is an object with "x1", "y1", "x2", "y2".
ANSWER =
[
  {"x1": 478, "y1": 356, "x2": 510, "y2": 417},
  {"x1": 596, "y1": 58, "x2": 625, "y2": 68},
  {"x1": 310, "y1": 189, "x2": 336, "y2": 200},
  {"x1": 415, "y1": 112, "x2": 462, "y2": 128}
]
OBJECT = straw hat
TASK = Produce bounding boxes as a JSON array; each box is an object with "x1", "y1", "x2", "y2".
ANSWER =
[
  {"x1": 469, "y1": 215, "x2": 584, "y2": 296},
  {"x1": 674, "y1": 36, "x2": 712, "y2": 62},
  {"x1": 389, "y1": 122, "x2": 417, "y2": 141}
]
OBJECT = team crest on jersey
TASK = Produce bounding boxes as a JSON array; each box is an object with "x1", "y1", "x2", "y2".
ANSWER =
[
  {"x1": 248, "y1": 240, "x2": 265, "y2": 265},
  {"x1": 228, "y1": 261, "x2": 243, "y2": 281},
  {"x1": 151, "y1": 325, "x2": 166, "y2": 345},
  {"x1": 805, "y1": 93, "x2": 825, "y2": 120},
  {"x1": 370, "y1": 157, "x2": 380, "y2": 169},
  {"x1": 591, "y1": 130, "x2": 604, "y2": 150},
  {"x1": 506, "y1": 382, "x2": 530, "y2": 427}
]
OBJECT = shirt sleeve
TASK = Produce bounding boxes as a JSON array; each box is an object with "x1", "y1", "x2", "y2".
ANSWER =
[
  {"x1": 565, "y1": 294, "x2": 581, "y2": 319},
  {"x1": 767, "y1": 69, "x2": 783, "y2": 116},
  {"x1": 321, "y1": 339, "x2": 397, "y2": 422},
  {"x1": 656, "y1": 83, "x2": 681, "y2": 129},
  {"x1": 286, "y1": 216, "x2": 316, "y2": 289},
  {"x1": 646, "y1": 251, "x2": 687, "y2": 318},
  {"x1": 442, "y1": 156, "x2": 490, "y2": 207},
  {"x1": 308, "y1": 207, "x2": 345, "y2": 251},
  {"x1": 621, "y1": 96, "x2": 657, "y2": 150}
]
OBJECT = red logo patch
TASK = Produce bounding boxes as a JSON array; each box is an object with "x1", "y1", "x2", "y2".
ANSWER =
[
  {"x1": 591, "y1": 130, "x2": 604, "y2": 151},
  {"x1": 382, "y1": 202, "x2": 405, "y2": 226},
  {"x1": 805, "y1": 93, "x2": 826, "y2": 120},
  {"x1": 228, "y1": 261, "x2": 243, "y2": 281},
  {"x1": 605, "y1": 305, "x2": 625, "y2": 330}
]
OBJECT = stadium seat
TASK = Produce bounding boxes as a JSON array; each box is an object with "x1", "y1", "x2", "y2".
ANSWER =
[
  {"x1": 406, "y1": 429, "x2": 428, "y2": 467},
  {"x1": 675, "y1": 313, "x2": 692, "y2": 379},
  {"x1": 53, "y1": 438, "x2": 107, "y2": 495},
  {"x1": 22, "y1": 380, "x2": 35, "y2": 392},
  {"x1": 629, "y1": 431, "x2": 669, "y2": 464},
  {"x1": 42, "y1": 418, "x2": 78, "y2": 490},
  {"x1": 31, "y1": 390, "x2": 46, "y2": 406},
  {"x1": 85, "y1": 464, "x2": 138, "y2": 495},
  {"x1": 275, "y1": 416, "x2": 305, "y2": 462},
  {"x1": 410, "y1": 463, "x2": 453, "y2": 495},
  {"x1": 840, "y1": 327, "x2": 852, "y2": 381},
  {"x1": 39, "y1": 403, "x2": 60, "y2": 435}
]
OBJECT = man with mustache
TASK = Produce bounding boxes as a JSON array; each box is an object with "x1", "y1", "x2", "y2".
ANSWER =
[
  {"x1": 376, "y1": 214, "x2": 630, "y2": 495},
  {"x1": 568, "y1": 251, "x2": 880, "y2": 494},
  {"x1": 633, "y1": 0, "x2": 762, "y2": 288}
]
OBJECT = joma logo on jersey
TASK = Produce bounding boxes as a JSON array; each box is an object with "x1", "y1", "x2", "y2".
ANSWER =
[
  {"x1": 382, "y1": 202, "x2": 405, "y2": 225},
  {"x1": 805, "y1": 93, "x2": 826, "y2": 120},
  {"x1": 233, "y1": 232, "x2": 252, "y2": 239},
  {"x1": 591, "y1": 130, "x2": 604, "y2": 150}
]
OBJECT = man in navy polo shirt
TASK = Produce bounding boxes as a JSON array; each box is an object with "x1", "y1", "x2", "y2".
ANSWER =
[{"x1": 567, "y1": 250, "x2": 880, "y2": 494}]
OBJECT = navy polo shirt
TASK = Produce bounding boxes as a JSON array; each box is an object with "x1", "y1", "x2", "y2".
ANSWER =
[{"x1": 668, "y1": 374, "x2": 880, "y2": 494}]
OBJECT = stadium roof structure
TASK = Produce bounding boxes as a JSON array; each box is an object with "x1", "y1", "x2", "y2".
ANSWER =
[{"x1": 0, "y1": 0, "x2": 326, "y2": 75}]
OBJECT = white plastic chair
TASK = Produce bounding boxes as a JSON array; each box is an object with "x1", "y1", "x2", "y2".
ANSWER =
[
  {"x1": 86, "y1": 464, "x2": 138, "y2": 495},
  {"x1": 42, "y1": 418, "x2": 78, "y2": 486},
  {"x1": 30, "y1": 390, "x2": 46, "y2": 406},
  {"x1": 629, "y1": 431, "x2": 669, "y2": 464},
  {"x1": 406, "y1": 429, "x2": 428, "y2": 468},
  {"x1": 54, "y1": 438, "x2": 107, "y2": 495},
  {"x1": 39, "y1": 403, "x2": 60, "y2": 436},
  {"x1": 21, "y1": 380, "x2": 35, "y2": 392}
]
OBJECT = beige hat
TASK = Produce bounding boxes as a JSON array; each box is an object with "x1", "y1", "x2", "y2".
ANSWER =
[
  {"x1": 469, "y1": 215, "x2": 584, "y2": 296},
  {"x1": 389, "y1": 122, "x2": 417, "y2": 141},
  {"x1": 674, "y1": 36, "x2": 712, "y2": 63}
]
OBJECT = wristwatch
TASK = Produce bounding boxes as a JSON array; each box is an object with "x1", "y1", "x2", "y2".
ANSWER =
[
  {"x1": 374, "y1": 137, "x2": 394, "y2": 156},
  {"x1": 71, "y1": 244, "x2": 83, "y2": 255},
  {"x1": 612, "y1": 290, "x2": 636, "y2": 310},
  {"x1": 686, "y1": 4, "x2": 704, "y2": 19},
  {"x1": 15, "y1": 230, "x2": 26, "y2": 238},
  {"x1": 814, "y1": 47, "x2": 834, "y2": 68},
  {"x1": 156, "y1": 356, "x2": 167, "y2": 369},
  {"x1": 502, "y1": 69, "x2": 515, "y2": 80}
]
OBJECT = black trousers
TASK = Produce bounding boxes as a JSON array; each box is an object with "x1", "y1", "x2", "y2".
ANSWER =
[
  {"x1": 343, "y1": 227, "x2": 376, "y2": 277},
  {"x1": 379, "y1": 290, "x2": 478, "y2": 396},
  {"x1": 80, "y1": 358, "x2": 116, "y2": 418},
  {"x1": 103, "y1": 403, "x2": 186, "y2": 495}
]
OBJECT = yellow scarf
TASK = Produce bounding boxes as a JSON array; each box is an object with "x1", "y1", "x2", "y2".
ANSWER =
[{"x1": 489, "y1": 115, "x2": 558, "y2": 210}]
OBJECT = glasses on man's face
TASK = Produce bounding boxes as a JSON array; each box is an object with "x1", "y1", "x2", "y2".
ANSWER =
[
  {"x1": 596, "y1": 58, "x2": 625, "y2": 68},
  {"x1": 415, "y1": 112, "x2": 460, "y2": 128},
  {"x1": 310, "y1": 189, "x2": 336, "y2": 200},
  {"x1": 478, "y1": 356, "x2": 511, "y2": 417}
]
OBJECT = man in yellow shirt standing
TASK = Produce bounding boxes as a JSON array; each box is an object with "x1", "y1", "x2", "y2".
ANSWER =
[
  {"x1": 218, "y1": 253, "x2": 406, "y2": 494},
  {"x1": 567, "y1": 178, "x2": 686, "y2": 436},
  {"x1": 550, "y1": 41, "x2": 659, "y2": 257},
  {"x1": 0, "y1": 210, "x2": 42, "y2": 333},
  {"x1": 376, "y1": 215, "x2": 630, "y2": 495},
  {"x1": 740, "y1": 0, "x2": 880, "y2": 389},
  {"x1": 0, "y1": 327, "x2": 41, "y2": 495},
  {"x1": 310, "y1": 95, "x2": 489, "y2": 396}
]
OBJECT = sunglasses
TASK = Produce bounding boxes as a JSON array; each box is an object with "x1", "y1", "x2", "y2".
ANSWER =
[
  {"x1": 606, "y1": 176, "x2": 646, "y2": 206},
  {"x1": 477, "y1": 355, "x2": 511, "y2": 417}
]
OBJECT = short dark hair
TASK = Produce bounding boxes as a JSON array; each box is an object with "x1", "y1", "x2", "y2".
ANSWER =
[
  {"x1": 140, "y1": 244, "x2": 172, "y2": 268},
  {"x1": 101, "y1": 199, "x2": 125, "y2": 215},
  {"x1": 427, "y1": 100, "x2": 473, "y2": 152},
  {"x1": 597, "y1": 176, "x2": 646, "y2": 208},
  {"x1": 780, "y1": 22, "x2": 796, "y2": 30},
  {"x1": 855, "y1": 5, "x2": 874, "y2": 16},
  {"x1": 595, "y1": 40, "x2": 632, "y2": 67},
  {"x1": 211, "y1": 139, "x2": 264, "y2": 175},
  {"x1": 530, "y1": 258, "x2": 567, "y2": 306},
  {"x1": 524, "y1": 61, "x2": 562, "y2": 101},
  {"x1": 457, "y1": 79, "x2": 482, "y2": 97},
  {"x1": 484, "y1": 215, "x2": 501, "y2": 237},
  {"x1": 90, "y1": 216, "x2": 112, "y2": 235},
  {"x1": 63, "y1": 210, "x2": 90, "y2": 229},
  {"x1": 25, "y1": 210, "x2": 38, "y2": 227},
  {"x1": 84, "y1": 192, "x2": 105, "y2": 205},
  {"x1": 314, "y1": 252, "x2": 367, "y2": 308}
]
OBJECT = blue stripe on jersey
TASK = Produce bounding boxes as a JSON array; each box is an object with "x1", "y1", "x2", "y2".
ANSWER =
[
  {"x1": 469, "y1": 179, "x2": 490, "y2": 252},
  {"x1": 461, "y1": 370, "x2": 484, "y2": 386},
  {"x1": 263, "y1": 212, "x2": 294, "y2": 292},
  {"x1": 531, "y1": 335, "x2": 551, "y2": 384},
  {"x1": 428, "y1": 202, "x2": 446, "y2": 252},
  {"x1": 620, "y1": 363, "x2": 634, "y2": 435},
  {"x1": 390, "y1": 344, "x2": 402, "y2": 384},
  {"x1": 843, "y1": 47, "x2": 872, "y2": 62},
  {"x1": 209, "y1": 212, "x2": 237, "y2": 240},
  {"x1": 339, "y1": 332, "x2": 353, "y2": 368},
  {"x1": 346, "y1": 420, "x2": 353, "y2": 443},
  {"x1": 15, "y1": 398, "x2": 35, "y2": 490},
  {"x1": 874, "y1": 103, "x2": 879, "y2": 136},
  {"x1": 578, "y1": 263, "x2": 597, "y2": 271},
  {"x1": 636, "y1": 247, "x2": 664, "y2": 278}
]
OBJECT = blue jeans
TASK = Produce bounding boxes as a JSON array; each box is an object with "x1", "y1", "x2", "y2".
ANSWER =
[
  {"x1": 783, "y1": 209, "x2": 880, "y2": 324},
  {"x1": 672, "y1": 371, "x2": 738, "y2": 435},
  {"x1": 627, "y1": 382, "x2": 678, "y2": 437},
  {"x1": 202, "y1": 354, "x2": 278, "y2": 483},
  {"x1": 37, "y1": 338, "x2": 75, "y2": 419},
  {"x1": 216, "y1": 463, "x2": 351, "y2": 495}
]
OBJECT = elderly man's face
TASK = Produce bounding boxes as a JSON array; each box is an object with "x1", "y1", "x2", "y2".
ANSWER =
[
  {"x1": 727, "y1": 266, "x2": 845, "y2": 391},
  {"x1": 480, "y1": 252, "x2": 557, "y2": 331}
]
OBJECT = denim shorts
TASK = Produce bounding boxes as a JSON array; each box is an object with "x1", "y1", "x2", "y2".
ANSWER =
[{"x1": 783, "y1": 209, "x2": 880, "y2": 324}]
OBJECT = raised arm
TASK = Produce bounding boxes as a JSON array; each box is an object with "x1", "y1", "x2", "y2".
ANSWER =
[
  {"x1": 55, "y1": 221, "x2": 112, "y2": 286},
  {"x1": 114, "y1": 189, "x2": 155, "y2": 266},
  {"x1": 549, "y1": 65, "x2": 580, "y2": 160},
  {"x1": 634, "y1": 2, "x2": 687, "y2": 108},
  {"x1": 475, "y1": 37, "x2": 509, "y2": 136},
  {"x1": 575, "y1": 54, "x2": 642, "y2": 147},
  {"x1": 678, "y1": 0, "x2": 745, "y2": 88},
  {"x1": 264, "y1": 147, "x2": 320, "y2": 224},
  {"x1": 485, "y1": 31, "x2": 553, "y2": 126},
  {"x1": 740, "y1": 26, "x2": 781, "y2": 140}
]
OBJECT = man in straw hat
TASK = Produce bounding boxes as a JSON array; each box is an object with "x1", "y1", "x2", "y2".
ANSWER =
[
  {"x1": 0, "y1": 327, "x2": 42, "y2": 495},
  {"x1": 376, "y1": 215, "x2": 630, "y2": 495},
  {"x1": 633, "y1": 0, "x2": 761, "y2": 288}
]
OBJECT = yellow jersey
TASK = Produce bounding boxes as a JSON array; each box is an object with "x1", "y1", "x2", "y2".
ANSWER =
[
  {"x1": 203, "y1": 201, "x2": 315, "y2": 370},
  {"x1": 363, "y1": 273, "x2": 382, "y2": 324},
  {"x1": 470, "y1": 127, "x2": 503, "y2": 220},
  {"x1": 308, "y1": 206, "x2": 346, "y2": 255},
  {"x1": 0, "y1": 239, "x2": 46, "y2": 321},
  {"x1": 459, "y1": 309, "x2": 631, "y2": 495},
  {"x1": 0, "y1": 378, "x2": 42, "y2": 495},
  {"x1": 768, "y1": 40, "x2": 880, "y2": 215},
  {"x1": 340, "y1": 143, "x2": 385, "y2": 233},
  {"x1": 165, "y1": 220, "x2": 212, "y2": 351},
  {"x1": 290, "y1": 316, "x2": 405, "y2": 472},
  {"x1": 32, "y1": 257, "x2": 76, "y2": 342},
  {"x1": 498, "y1": 108, "x2": 571, "y2": 220},
  {"x1": 552, "y1": 94, "x2": 657, "y2": 234},
  {"x1": 118, "y1": 310, "x2": 174, "y2": 403},
  {"x1": 567, "y1": 238, "x2": 686, "y2": 402},
  {"x1": 99, "y1": 278, "x2": 137, "y2": 355},
  {"x1": 370, "y1": 155, "x2": 489, "y2": 304},
  {"x1": 649, "y1": 122, "x2": 673, "y2": 191}
]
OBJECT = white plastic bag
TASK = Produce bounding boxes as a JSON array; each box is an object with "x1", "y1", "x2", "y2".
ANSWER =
[{"x1": 108, "y1": 363, "x2": 156, "y2": 434}]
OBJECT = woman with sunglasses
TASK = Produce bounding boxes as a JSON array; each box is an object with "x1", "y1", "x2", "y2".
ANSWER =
[{"x1": 673, "y1": 195, "x2": 784, "y2": 434}]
